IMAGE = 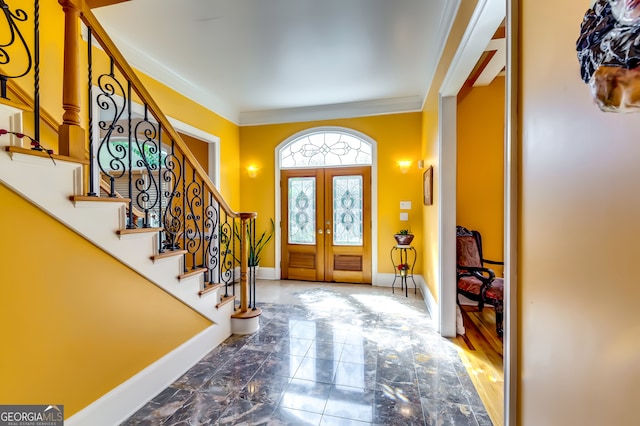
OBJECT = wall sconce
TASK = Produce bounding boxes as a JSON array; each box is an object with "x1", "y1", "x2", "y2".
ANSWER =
[
  {"x1": 397, "y1": 161, "x2": 411, "y2": 174},
  {"x1": 247, "y1": 165, "x2": 258, "y2": 178}
]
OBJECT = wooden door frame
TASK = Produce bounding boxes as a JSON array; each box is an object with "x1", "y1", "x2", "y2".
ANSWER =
[{"x1": 274, "y1": 127, "x2": 378, "y2": 283}]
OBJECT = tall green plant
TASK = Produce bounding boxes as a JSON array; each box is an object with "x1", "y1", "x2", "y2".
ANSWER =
[{"x1": 233, "y1": 218, "x2": 275, "y2": 267}]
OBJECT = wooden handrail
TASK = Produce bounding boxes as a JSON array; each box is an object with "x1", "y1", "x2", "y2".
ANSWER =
[{"x1": 77, "y1": 2, "x2": 252, "y2": 221}]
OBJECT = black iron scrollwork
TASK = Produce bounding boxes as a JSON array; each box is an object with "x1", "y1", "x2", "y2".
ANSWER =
[
  {"x1": 162, "y1": 142, "x2": 183, "y2": 251},
  {"x1": 204, "y1": 194, "x2": 220, "y2": 283},
  {"x1": 184, "y1": 170, "x2": 203, "y2": 269},
  {"x1": 0, "y1": 0, "x2": 32, "y2": 99},
  {"x1": 133, "y1": 107, "x2": 161, "y2": 227},
  {"x1": 96, "y1": 60, "x2": 127, "y2": 197},
  {"x1": 219, "y1": 217, "x2": 235, "y2": 296}
]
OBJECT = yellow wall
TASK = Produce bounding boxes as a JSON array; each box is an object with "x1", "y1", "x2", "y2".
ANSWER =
[
  {"x1": 0, "y1": 183, "x2": 211, "y2": 417},
  {"x1": 239, "y1": 113, "x2": 423, "y2": 274},
  {"x1": 421, "y1": 0, "x2": 479, "y2": 301},
  {"x1": 180, "y1": 132, "x2": 209, "y2": 171},
  {"x1": 457, "y1": 77, "x2": 505, "y2": 275},
  {"x1": 519, "y1": 0, "x2": 640, "y2": 424}
]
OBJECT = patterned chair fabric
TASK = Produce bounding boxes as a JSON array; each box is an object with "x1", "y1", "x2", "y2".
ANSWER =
[{"x1": 456, "y1": 225, "x2": 504, "y2": 337}]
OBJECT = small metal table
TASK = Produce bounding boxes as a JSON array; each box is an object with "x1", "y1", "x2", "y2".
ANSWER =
[{"x1": 390, "y1": 245, "x2": 417, "y2": 297}]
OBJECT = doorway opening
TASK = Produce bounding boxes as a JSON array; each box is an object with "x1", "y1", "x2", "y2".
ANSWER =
[
  {"x1": 438, "y1": 0, "x2": 511, "y2": 425},
  {"x1": 275, "y1": 127, "x2": 378, "y2": 284}
]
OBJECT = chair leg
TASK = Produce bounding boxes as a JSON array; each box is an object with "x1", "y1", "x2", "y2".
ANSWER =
[{"x1": 495, "y1": 301, "x2": 504, "y2": 337}]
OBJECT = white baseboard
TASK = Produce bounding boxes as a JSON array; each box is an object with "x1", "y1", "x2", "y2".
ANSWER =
[
  {"x1": 66, "y1": 324, "x2": 230, "y2": 426},
  {"x1": 372, "y1": 273, "x2": 437, "y2": 319},
  {"x1": 256, "y1": 266, "x2": 277, "y2": 280},
  {"x1": 416, "y1": 275, "x2": 438, "y2": 319},
  {"x1": 372, "y1": 272, "x2": 394, "y2": 287}
]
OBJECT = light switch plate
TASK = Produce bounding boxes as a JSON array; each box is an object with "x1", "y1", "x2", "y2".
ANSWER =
[
  {"x1": 400, "y1": 201, "x2": 412, "y2": 210},
  {"x1": 400, "y1": 212, "x2": 409, "y2": 221}
]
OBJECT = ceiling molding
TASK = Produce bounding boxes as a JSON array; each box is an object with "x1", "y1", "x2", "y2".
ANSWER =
[{"x1": 239, "y1": 97, "x2": 423, "y2": 126}]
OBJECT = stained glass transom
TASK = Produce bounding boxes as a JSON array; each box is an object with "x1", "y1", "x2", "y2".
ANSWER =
[
  {"x1": 288, "y1": 177, "x2": 316, "y2": 245},
  {"x1": 333, "y1": 175, "x2": 363, "y2": 246},
  {"x1": 281, "y1": 131, "x2": 372, "y2": 168}
]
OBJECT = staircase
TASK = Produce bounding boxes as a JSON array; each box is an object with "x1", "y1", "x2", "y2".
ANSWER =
[{"x1": 0, "y1": 0, "x2": 260, "y2": 423}]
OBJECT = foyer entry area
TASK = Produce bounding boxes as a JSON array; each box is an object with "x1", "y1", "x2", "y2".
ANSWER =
[{"x1": 123, "y1": 281, "x2": 492, "y2": 425}]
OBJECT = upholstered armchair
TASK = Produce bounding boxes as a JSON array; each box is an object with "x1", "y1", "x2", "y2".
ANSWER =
[{"x1": 456, "y1": 225, "x2": 504, "y2": 337}]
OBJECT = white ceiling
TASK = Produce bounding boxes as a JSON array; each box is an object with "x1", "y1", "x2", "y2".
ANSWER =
[{"x1": 92, "y1": 0, "x2": 461, "y2": 125}]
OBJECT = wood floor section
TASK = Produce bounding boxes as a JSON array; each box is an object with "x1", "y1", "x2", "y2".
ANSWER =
[{"x1": 451, "y1": 305, "x2": 504, "y2": 426}]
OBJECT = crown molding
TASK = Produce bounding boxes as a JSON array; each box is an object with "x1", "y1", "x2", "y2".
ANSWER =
[{"x1": 239, "y1": 96, "x2": 423, "y2": 126}]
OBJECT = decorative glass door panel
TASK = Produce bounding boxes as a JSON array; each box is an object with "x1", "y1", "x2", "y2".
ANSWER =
[
  {"x1": 288, "y1": 177, "x2": 316, "y2": 245},
  {"x1": 333, "y1": 175, "x2": 363, "y2": 246},
  {"x1": 282, "y1": 167, "x2": 371, "y2": 283}
]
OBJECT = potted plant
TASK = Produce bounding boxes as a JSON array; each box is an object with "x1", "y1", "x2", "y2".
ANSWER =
[
  {"x1": 394, "y1": 229, "x2": 414, "y2": 245},
  {"x1": 234, "y1": 218, "x2": 275, "y2": 268}
]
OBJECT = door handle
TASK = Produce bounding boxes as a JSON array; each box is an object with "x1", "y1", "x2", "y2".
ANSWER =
[
  {"x1": 325, "y1": 229, "x2": 331, "y2": 235},
  {"x1": 318, "y1": 229, "x2": 323, "y2": 234}
]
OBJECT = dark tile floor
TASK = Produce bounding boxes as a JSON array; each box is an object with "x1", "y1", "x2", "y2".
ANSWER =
[{"x1": 122, "y1": 285, "x2": 492, "y2": 425}]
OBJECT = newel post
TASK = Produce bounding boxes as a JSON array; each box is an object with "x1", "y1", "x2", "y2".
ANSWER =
[
  {"x1": 58, "y1": 0, "x2": 85, "y2": 159},
  {"x1": 238, "y1": 213, "x2": 253, "y2": 313}
]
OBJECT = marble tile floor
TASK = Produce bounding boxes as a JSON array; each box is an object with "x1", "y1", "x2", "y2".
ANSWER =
[{"x1": 122, "y1": 281, "x2": 492, "y2": 426}]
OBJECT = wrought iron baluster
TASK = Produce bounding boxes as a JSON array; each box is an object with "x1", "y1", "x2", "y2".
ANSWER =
[
  {"x1": 32, "y1": 0, "x2": 39, "y2": 142},
  {"x1": 126, "y1": 80, "x2": 133, "y2": 228},
  {"x1": 204, "y1": 192, "x2": 220, "y2": 284},
  {"x1": 157, "y1": 125, "x2": 163, "y2": 251},
  {"x1": 220, "y1": 212, "x2": 233, "y2": 297},
  {"x1": 185, "y1": 168, "x2": 202, "y2": 270},
  {"x1": 162, "y1": 140, "x2": 182, "y2": 251},
  {"x1": 251, "y1": 217, "x2": 257, "y2": 310},
  {"x1": 96, "y1": 57, "x2": 126, "y2": 197},
  {"x1": 0, "y1": 0, "x2": 33, "y2": 99},
  {"x1": 133, "y1": 105, "x2": 160, "y2": 228},
  {"x1": 86, "y1": 26, "x2": 96, "y2": 196}
]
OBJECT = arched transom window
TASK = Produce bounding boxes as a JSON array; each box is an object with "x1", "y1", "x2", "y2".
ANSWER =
[{"x1": 280, "y1": 130, "x2": 372, "y2": 168}]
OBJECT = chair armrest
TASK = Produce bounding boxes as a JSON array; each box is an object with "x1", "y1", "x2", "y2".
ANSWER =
[
  {"x1": 483, "y1": 259, "x2": 504, "y2": 266},
  {"x1": 457, "y1": 265, "x2": 496, "y2": 283}
]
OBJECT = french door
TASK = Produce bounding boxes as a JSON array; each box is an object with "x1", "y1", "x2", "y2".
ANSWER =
[{"x1": 281, "y1": 166, "x2": 371, "y2": 283}]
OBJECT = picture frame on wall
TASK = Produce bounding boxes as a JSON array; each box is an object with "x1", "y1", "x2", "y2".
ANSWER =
[{"x1": 423, "y1": 166, "x2": 433, "y2": 205}]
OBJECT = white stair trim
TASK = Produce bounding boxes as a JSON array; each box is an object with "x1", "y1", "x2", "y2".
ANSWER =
[{"x1": 0, "y1": 147, "x2": 227, "y2": 324}]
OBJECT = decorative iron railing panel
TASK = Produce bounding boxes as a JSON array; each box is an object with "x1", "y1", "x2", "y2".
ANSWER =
[
  {"x1": 0, "y1": 0, "x2": 258, "y2": 313},
  {"x1": 82, "y1": 10, "x2": 256, "y2": 305}
]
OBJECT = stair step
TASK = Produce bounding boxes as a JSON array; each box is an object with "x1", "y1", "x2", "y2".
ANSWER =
[
  {"x1": 116, "y1": 227, "x2": 163, "y2": 237},
  {"x1": 70, "y1": 195, "x2": 131, "y2": 204},
  {"x1": 151, "y1": 250, "x2": 187, "y2": 263},
  {"x1": 216, "y1": 295, "x2": 235, "y2": 309},
  {"x1": 178, "y1": 267, "x2": 207, "y2": 281},
  {"x1": 199, "y1": 282, "x2": 223, "y2": 297},
  {"x1": 5, "y1": 146, "x2": 89, "y2": 165}
]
